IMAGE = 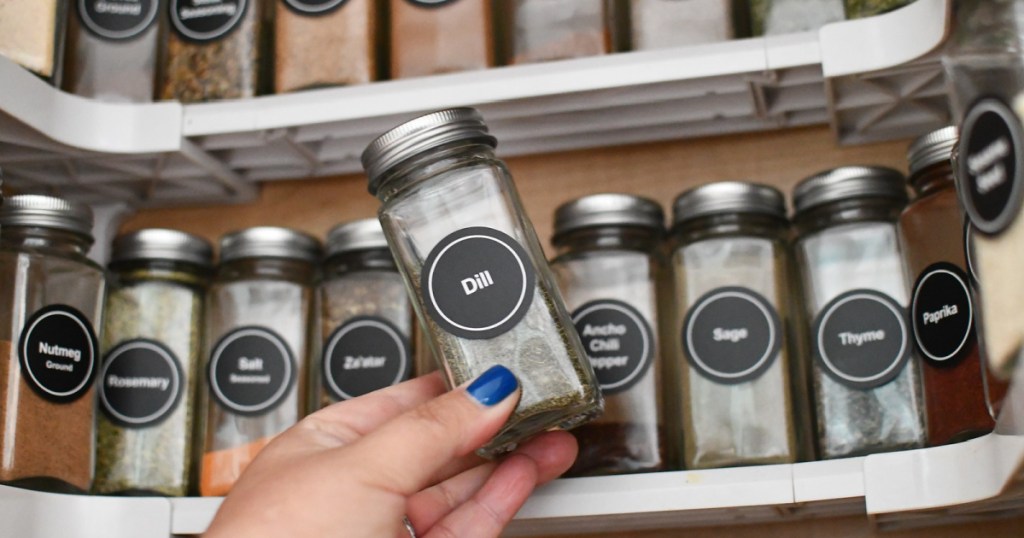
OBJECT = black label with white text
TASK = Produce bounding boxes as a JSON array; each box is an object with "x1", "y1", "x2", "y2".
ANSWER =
[
  {"x1": 572, "y1": 300, "x2": 653, "y2": 394},
  {"x1": 79, "y1": 0, "x2": 159, "y2": 40},
  {"x1": 169, "y1": 0, "x2": 248, "y2": 43},
  {"x1": 958, "y1": 96, "x2": 1024, "y2": 235},
  {"x1": 404, "y1": 0, "x2": 457, "y2": 8},
  {"x1": 322, "y1": 316, "x2": 411, "y2": 401},
  {"x1": 283, "y1": 0, "x2": 349, "y2": 15},
  {"x1": 100, "y1": 339, "x2": 184, "y2": 428},
  {"x1": 18, "y1": 305, "x2": 99, "y2": 403},
  {"x1": 683, "y1": 287, "x2": 781, "y2": 385},
  {"x1": 911, "y1": 263, "x2": 974, "y2": 365},
  {"x1": 208, "y1": 327, "x2": 294, "y2": 416}
]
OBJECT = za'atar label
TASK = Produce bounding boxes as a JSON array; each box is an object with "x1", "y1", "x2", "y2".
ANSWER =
[
  {"x1": 911, "y1": 263, "x2": 974, "y2": 365},
  {"x1": 78, "y1": 0, "x2": 159, "y2": 41},
  {"x1": 19, "y1": 305, "x2": 99, "y2": 403},
  {"x1": 169, "y1": 0, "x2": 249, "y2": 43},
  {"x1": 208, "y1": 327, "x2": 295, "y2": 416},
  {"x1": 322, "y1": 316, "x2": 411, "y2": 400},
  {"x1": 100, "y1": 339, "x2": 184, "y2": 428},
  {"x1": 958, "y1": 96, "x2": 1024, "y2": 236},
  {"x1": 571, "y1": 300, "x2": 654, "y2": 394}
]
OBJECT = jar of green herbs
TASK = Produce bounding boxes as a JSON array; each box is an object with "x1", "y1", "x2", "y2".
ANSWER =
[{"x1": 94, "y1": 229, "x2": 212, "y2": 496}]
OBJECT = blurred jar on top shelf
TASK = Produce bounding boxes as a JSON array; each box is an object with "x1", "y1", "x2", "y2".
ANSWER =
[
  {"x1": 500, "y1": 0, "x2": 613, "y2": 65},
  {"x1": 629, "y1": 0, "x2": 736, "y2": 50},
  {"x1": 0, "y1": 0, "x2": 67, "y2": 84},
  {"x1": 390, "y1": 0, "x2": 493, "y2": 79},
  {"x1": 749, "y1": 0, "x2": 844, "y2": 36},
  {"x1": 843, "y1": 0, "x2": 912, "y2": 20}
]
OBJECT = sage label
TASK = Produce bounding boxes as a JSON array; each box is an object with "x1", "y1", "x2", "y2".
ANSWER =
[
  {"x1": 19, "y1": 305, "x2": 99, "y2": 403},
  {"x1": 683, "y1": 287, "x2": 781, "y2": 385},
  {"x1": 421, "y1": 227, "x2": 536, "y2": 340},
  {"x1": 571, "y1": 300, "x2": 653, "y2": 394},
  {"x1": 79, "y1": 0, "x2": 159, "y2": 40},
  {"x1": 958, "y1": 97, "x2": 1024, "y2": 235},
  {"x1": 99, "y1": 339, "x2": 183, "y2": 428},
  {"x1": 323, "y1": 316, "x2": 410, "y2": 400},
  {"x1": 208, "y1": 327, "x2": 294, "y2": 416},
  {"x1": 283, "y1": 0, "x2": 349, "y2": 15},
  {"x1": 169, "y1": 0, "x2": 248, "y2": 43},
  {"x1": 813, "y1": 290, "x2": 910, "y2": 390},
  {"x1": 911, "y1": 263, "x2": 974, "y2": 365}
]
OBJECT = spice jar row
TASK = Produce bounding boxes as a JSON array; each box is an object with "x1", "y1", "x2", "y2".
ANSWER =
[{"x1": 0, "y1": 0, "x2": 915, "y2": 103}]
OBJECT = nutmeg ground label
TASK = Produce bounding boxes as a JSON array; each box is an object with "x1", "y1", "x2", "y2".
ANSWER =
[{"x1": 19, "y1": 305, "x2": 99, "y2": 403}]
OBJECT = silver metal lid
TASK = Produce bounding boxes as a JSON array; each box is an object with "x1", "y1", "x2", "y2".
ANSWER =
[
  {"x1": 0, "y1": 194, "x2": 94, "y2": 237},
  {"x1": 793, "y1": 166, "x2": 908, "y2": 215},
  {"x1": 553, "y1": 193, "x2": 664, "y2": 237},
  {"x1": 908, "y1": 126, "x2": 958, "y2": 176},
  {"x1": 361, "y1": 108, "x2": 497, "y2": 195},
  {"x1": 672, "y1": 181, "x2": 786, "y2": 226},
  {"x1": 219, "y1": 226, "x2": 321, "y2": 263},
  {"x1": 111, "y1": 228, "x2": 213, "y2": 267},
  {"x1": 326, "y1": 218, "x2": 388, "y2": 257}
]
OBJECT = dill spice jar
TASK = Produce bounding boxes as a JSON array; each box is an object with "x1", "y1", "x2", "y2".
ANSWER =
[
  {"x1": 94, "y1": 229, "x2": 211, "y2": 496},
  {"x1": 793, "y1": 167, "x2": 926, "y2": 459},
  {"x1": 551, "y1": 194, "x2": 667, "y2": 477},
  {"x1": 362, "y1": 108, "x2": 603, "y2": 457},
  {"x1": 0, "y1": 195, "x2": 104, "y2": 493},
  {"x1": 316, "y1": 219, "x2": 413, "y2": 408},
  {"x1": 501, "y1": 0, "x2": 612, "y2": 65},
  {"x1": 0, "y1": 0, "x2": 67, "y2": 83},
  {"x1": 389, "y1": 0, "x2": 493, "y2": 79},
  {"x1": 198, "y1": 227, "x2": 319, "y2": 496},
  {"x1": 670, "y1": 182, "x2": 807, "y2": 469}
]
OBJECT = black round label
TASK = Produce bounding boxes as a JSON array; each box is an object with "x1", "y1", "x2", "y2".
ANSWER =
[
  {"x1": 911, "y1": 263, "x2": 974, "y2": 365},
  {"x1": 405, "y1": 0, "x2": 457, "y2": 7},
  {"x1": 813, "y1": 290, "x2": 910, "y2": 390},
  {"x1": 169, "y1": 0, "x2": 248, "y2": 43},
  {"x1": 208, "y1": 327, "x2": 295, "y2": 416},
  {"x1": 99, "y1": 339, "x2": 184, "y2": 428},
  {"x1": 682, "y1": 287, "x2": 782, "y2": 385},
  {"x1": 18, "y1": 305, "x2": 99, "y2": 403},
  {"x1": 420, "y1": 227, "x2": 536, "y2": 340},
  {"x1": 322, "y1": 316, "x2": 411, "y2": 401},
  {"x1": 571, "y1": 300, "x2": 654, "y2": 394},
  {"x1": 958, "y1": 97, "x2": 1024, "y2": 236},
  {"x1": 283, "y1": 0, "x2": 349, "y2": 15},
  {"x1": 963, "y1": 220, "x2": 980, "y2": 286},
  {"x1": 78, "y1": 0, "x2": 158, "y2": 41}
]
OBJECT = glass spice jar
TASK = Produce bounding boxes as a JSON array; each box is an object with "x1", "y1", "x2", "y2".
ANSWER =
[
  {"x1": 550, "y1": 194, "x2": 668, "y2": 477},
  {"x1": 748, "y1": 0, "x2": 844, "y2": 36},
  {"x1": 274, "y1": 0, "x2": 379, "y2": 93},
  {"x1": 501, "y1": 0, "x2": 611, "y2": 65},
  {"x1": 0, "y1": 195, "x2": 104, "y2": 493},
  {"x1": 316, "y1": 218, "x2": 413, "y2": 408},
  {"x1": 843, "y1": 0, "x2": 912, "y2": 20},
  {"x1": 0, "y1": 0, "x2": 67, "y2": 84},
  {"x1": 198, "y1": 227, "x2": 320, "y2": 496},
  {"x1": 389, "y1": 0, "x2": 493, "y2": 79},
  {"x1": 629, "y1": 0, "x2": 734, "y2": 50},
  {"x1": 160, "y1": 0, "x2": 268, "y2": 102},
  {"x1": 793, "y1": 166, "x2": 926, "y2": 459},
  {"x1": 669, "y1": 182, "x2": 807, "y2": 469},
  {"x1": 361, "y1": 108, "x2": 603, "y2": 457},
  {"x1": 94, "y1": 229, "x2": 212, "y2": 496},
  {"x1": 62, "y1": 0, "x2": 160, "y2": 102}
]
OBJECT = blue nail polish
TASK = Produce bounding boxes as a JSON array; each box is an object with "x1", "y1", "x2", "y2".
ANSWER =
[{"x1": 466, "y1": 365, "x2": 518, "y2": 406}]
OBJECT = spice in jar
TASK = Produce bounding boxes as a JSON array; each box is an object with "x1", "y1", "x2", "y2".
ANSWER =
[
  {"x1": 793, "y1": 166, "x2": 926, "y2": 459},
  {"x1": 501, "y1": 0, "x2": 611, "y2": 65},
  {"x1": 0, "y1": 195, "x2": 105, "y2": 492},
  {"x1": 198, "y1": 227, "x2": 320, "y2": 496},
  {"x1": 317, "y1": 219, "x2": 413, "y2": 408},
  {"x1": 160, "y1": 0, "x2": 268, "y2": 102},
  {"x1": 389, "y1": 0, "x2": 493, "y2": 79},
  {"x1": 843, "y1": 0, "x2": 912, "y2": 19},
  {"x1": 629, "y1": 0, "x2": 734, "y2": 50},
  {"x1": 275, "y1": 0, "x2": 379, "y2": 93},
  {"x1": 62, "y1": 0, "x2": 160, "y2": 102},
  {"x1": 551, "y1": 194, "x2": 668, "y2": 476},
  {"x1": 361, "y1": 108, "x2": 603, "y2": 457},
  {"x1": 670, "y1": 182, "x2": 808, "y2": 469},
  {"x1": 0, "y1": 0, "x2": 66, "y2": 82},
  {"x1": 749, "y1": 0, "x2": 844, "y2": 36},
  {"x1": 93, "y1": 229, "x2": 212, "y2": 496}
]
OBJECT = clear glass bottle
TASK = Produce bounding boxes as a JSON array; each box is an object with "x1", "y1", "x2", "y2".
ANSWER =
[
  {"x1": 629, "y1": 0, "x2": 734, "y2": 50},
  {"x1": 793, "y1": 166, "x2": 926, "y2": 459},
  {"x1": 550, "y1": 193, "x2": 667, "y2": 476},
  {"x1": 748, "y1": 0, "x2": 844, "y2": 36},
  {"x1": 198, "y1": 227, "x2": 319, "y2": 496},
  {"x1": 94, "y1": 229, "x2": 211, "y2": 496},
  {"x1": 843, "y1": 0, "x2": 912, "y2": 19},
  {"x1": 62, "y1": 0, "x2": 160, "y2": 102},
  {"x1": 316, "y1": 218, "x2": 413, "y2": 408},
  {"x1": 0, "y1": 195, "x2": 104, "y2": 493},
  {"x1": 0, "y1": 0, "x2": 67, "y2": 84},
  {"x1": 361, "y1": 108, "x2": 603, "y2": 457},
  {"x1": 501, "y1": 0, "x2": 611, "y2": 65},
  {"x1": 670, "y1": 182, "x2": 807, "y2": 469},
  {"x1": 389, "y1": 0, "x2": 493, "y2": 79}
]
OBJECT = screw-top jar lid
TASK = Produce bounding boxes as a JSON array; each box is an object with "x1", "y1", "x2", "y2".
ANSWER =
[
  {"x1": 219, "y1": 226, "x2": 321, "y2": 263},
  {"x1": 111, "y1": 228, "x2": 213, "y2": 267},
  {"x1": 0, "y1": 194, "x2": 94, "y2": 237},
  {"x1": 361, "y1": 108, "x2": 498, "y2": 196},
  {"x1": 907, "y1": 126, "x2": 958, "y2": 176},
  {"x1": 672, "y1": 181, "x2": 786, "y2": 226},
  {"x1": 326, "y1": 218, "x2": 388, "y2": 257},
  {"x1": 553, "y1": 193, "x2": 664, "y2": 239},
  {"x1": 792, "y1": 166, "x2": 907, "y2": 215}
]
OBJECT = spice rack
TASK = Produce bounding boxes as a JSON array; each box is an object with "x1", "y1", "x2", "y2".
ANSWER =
[{"x1": 0, "y1": 0, "x2": 950, "y2": 208}]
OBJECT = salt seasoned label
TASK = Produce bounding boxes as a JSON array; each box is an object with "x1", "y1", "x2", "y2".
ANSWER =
[
  {"x1": 958, "y1": 97, "x2": 1024, "y2": 235},
  {"x1": 911, "y1": 263, "x2": 974, "y2": 365},
  {"x1": 79, "y1": 0, "x2": 159, "y2": 40},
  {"x1": 18, "y1": 305, "x2": 99, "y2": 403},
  {"x1": 170, "y1": 0, "x2": 249, "y2": 43},
  {"x1": 208, "y1": 327, "x2": 295, "y2": 416},
  {"x1": 421, "y1": 227, "x2": 536, "y2": 340},
  {"x1": 813, "y1": 289, "x2": 910, "y2": 390},
  {"x1": 283, "y1": 0, "x2": 349, "y2": 15},
  {"x1": 100, "y1": 339, "x2": 184, "y2": 428},
  {"x1": 323, "y1": 316, "x2": 410, "y2": 400},
  {"x1": 571, "y1": 300, "x2": 653, "y2": 394},
  {"x1": 682, "y1": 287, "x2": 781, "y2": 385}
]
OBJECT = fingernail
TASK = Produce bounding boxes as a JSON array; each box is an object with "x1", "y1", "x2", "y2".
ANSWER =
[{"x1": 466, "y1": 365, "x2": 518, "y2": 406}]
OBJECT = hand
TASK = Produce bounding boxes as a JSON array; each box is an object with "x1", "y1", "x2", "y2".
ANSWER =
[{"x1": 204, "y1": 365, "x2": 578, "y2": 538}]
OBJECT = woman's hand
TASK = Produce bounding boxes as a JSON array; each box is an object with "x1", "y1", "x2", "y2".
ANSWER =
[{"x1": 204, "y1": 365, "x2": 578, "y2": 538}]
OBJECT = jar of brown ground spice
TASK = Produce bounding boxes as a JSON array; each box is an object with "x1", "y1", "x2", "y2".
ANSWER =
[
  {"x1": 389, "y1": 0, "x2": 493, "y2": 79},
  {"x1": 500, "y1": 0, "x2": 613, "y2": 65},
  {"x1": 0, "y1": 195, "x2": 105, "y2": 493}
]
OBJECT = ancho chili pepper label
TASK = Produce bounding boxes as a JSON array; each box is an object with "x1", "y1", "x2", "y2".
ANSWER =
[
  {"x1": 572, "y1": 300, "x2": 653, "y2": 394},
  {"x1": 78, "y1": 0, "x2": 159, "y2": 41},
  {"x1": 958, "y1": 96, "x2": 1024, "y2": 236},
  {"x1": 911, "y1": 263, "x2": 974, "y2": 365},
  {"x1": 19, "y1": 305, "x2": 99, "y2": 403},
  {"x1": 208, "y1": 327, "x2": 295, "y2": 416},
  {"x1": 100, "y1": 339, "x2": 184, "y2": 428},
  {"x1": 683, "y1": 287, "x2": 781, "y2": 385},
  {"x1": 170, "y1": 0, "x2": 248, "y2": 43},
  {"x1": 322, "y1": 316, "x2": 411, "y2": 400}
]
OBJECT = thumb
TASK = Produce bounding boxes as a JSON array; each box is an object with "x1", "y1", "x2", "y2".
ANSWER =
[{"x1": 339, "y1": 364, "x2": 521, "y2": 496}]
